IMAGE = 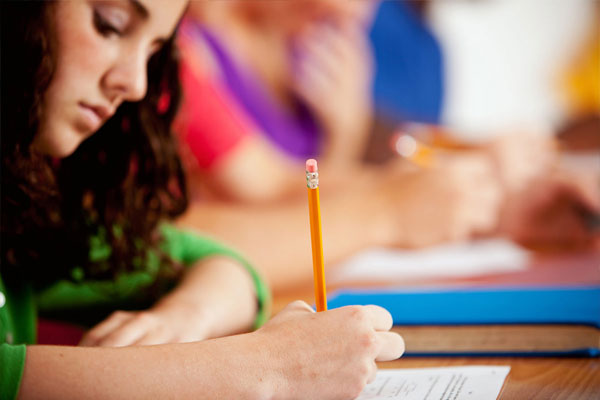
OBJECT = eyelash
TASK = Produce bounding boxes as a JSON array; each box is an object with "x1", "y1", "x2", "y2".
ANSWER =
[{"x1": 93, "y1": 10, "x2": 122, "y2": 37}]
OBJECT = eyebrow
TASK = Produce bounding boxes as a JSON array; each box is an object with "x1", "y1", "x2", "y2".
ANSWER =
[{"x1": 129, "y1": 0, "x2": 149, "y2": 19}]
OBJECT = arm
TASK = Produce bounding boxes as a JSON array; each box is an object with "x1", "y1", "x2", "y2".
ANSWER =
[
  {"x1": 178, "y1": 157, "x2": 503, "y2": 292},
  {"x1": 176, "y1": 181, "x2": 385, "y2": 292},
  {"x1": 201, "y1": 134, "x2": 304, "y2": 203},
  {"x1": 77, "y1": 225, "x2": 270, "y2": 346},
  {"x1": 21, "y1": 333, "x2": 267, "y2": 400},
  {"x1": 19, "y1": 302, "x2": 404, "y2": 400},
  {"x1": 200, "y1": 134, "x2": 380, "y2": 204},
  {"x1": 79, "y1": 255, "x2": 257, "y2": 346},
  {"x1": 291, "y1": 21, "x2": 374, "y2": 169}
]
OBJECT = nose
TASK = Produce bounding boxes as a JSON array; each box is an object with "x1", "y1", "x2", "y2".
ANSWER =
[{"x1": 103, "y1": 46, "x2": 148, "y2": 103}]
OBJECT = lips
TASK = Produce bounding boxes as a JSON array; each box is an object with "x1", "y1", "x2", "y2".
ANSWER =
[{"x1": 78, "y1": 102, "x2": 115, "y2": 132}]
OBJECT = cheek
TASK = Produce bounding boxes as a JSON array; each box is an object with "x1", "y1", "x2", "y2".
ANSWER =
[
  {"x1": 35, "y1": 3, "x2": 115, "y2": 156},
  {"x1": 34, "y1": 108, "x2": 87, "y2": 158},
  {"x1": 50, "y1": 3, "x2": 114, "y2": 98}
]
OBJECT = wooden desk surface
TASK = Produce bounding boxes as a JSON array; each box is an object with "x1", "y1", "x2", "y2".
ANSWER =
[{"x1": 272, "y1": 250, "x2": 600, "y2": 400}]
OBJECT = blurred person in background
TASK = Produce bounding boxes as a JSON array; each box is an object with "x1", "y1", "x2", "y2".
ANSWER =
[
  {"x1": 497, "y1": 1, "x2": 600, "y2": 250},
  {"x1": 424, "y1": 0, "x2": 600, "y2": 250},
  {"x1": 173, "y1": 0, "x2": 505, "y2": 291},
  {"x1": 365, "y1": 0, "x2": 599, "y2": 252}
]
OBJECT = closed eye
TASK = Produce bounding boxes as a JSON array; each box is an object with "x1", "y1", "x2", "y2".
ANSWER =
[{"x1": 93, "y1": 9, "x2": 123, "y2": 37}]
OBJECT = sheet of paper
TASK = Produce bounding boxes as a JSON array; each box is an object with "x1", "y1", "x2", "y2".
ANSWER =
[
  {"x1": 357, "y1": 366, "x2": 510, "y2": 400},
  {"x1": 329, "y1": 239, "x2": 529, "y2": 284}
]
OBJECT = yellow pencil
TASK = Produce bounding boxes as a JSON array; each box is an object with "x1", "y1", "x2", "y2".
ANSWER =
[{"x1": 306, "y1": 159, "x2": 327, "y2": 312}]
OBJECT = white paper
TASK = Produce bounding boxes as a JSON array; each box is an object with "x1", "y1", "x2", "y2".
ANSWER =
[
  {"x1": 330, "y1": 239, "x2": 529, "y2": 284},
  {"x1": 357, "y1": 366, "x2": 510, "y2": 400}
]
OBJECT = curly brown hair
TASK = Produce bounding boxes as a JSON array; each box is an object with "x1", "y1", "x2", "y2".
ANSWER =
[{"x1": 1, "y1": 2, "x2": 188, "y2": 287}]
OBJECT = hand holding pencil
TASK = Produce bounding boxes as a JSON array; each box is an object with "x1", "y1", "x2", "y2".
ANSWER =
[
  {"x1": 255, "y1": 300, "x2": 404, "y2": 398},
  {"x1": 246, "y1": 158, "x2": 404, "y2": 398}
]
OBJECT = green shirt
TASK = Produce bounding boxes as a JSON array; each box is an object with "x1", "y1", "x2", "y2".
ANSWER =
[{"x1": 0, "y1": 224, "x2": 270, "y2": 400}]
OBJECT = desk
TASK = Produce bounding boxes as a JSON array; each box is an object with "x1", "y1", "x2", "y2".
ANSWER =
[
  {"x1": 272, "y1": 250, "x2": 600, "y2": 399},
  {"x1": 273, "y1": 293, "x2": 600, "y2": 399},
  {"x1": 384, "y1": 357, "x2": 600, "y2": 400}
]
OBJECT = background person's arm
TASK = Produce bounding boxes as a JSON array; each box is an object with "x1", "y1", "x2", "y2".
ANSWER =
[
  {"x1": 177, "y1": 187, "x2": 383, "y2": 291},
  {"x1": 178, "y1": 156, "x2": 503, "y2": 292}
]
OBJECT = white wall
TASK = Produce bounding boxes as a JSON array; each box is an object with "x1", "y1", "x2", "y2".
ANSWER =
[{"x1": 428, "y1": 0, "x2": 597, "y2": 140}]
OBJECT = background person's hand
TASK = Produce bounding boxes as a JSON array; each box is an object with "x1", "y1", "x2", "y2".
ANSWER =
[
  {"x1": 252, "y1": 301, "x2": 404, "y2": 399},
  {"x1": 499, "y1": 177, "x2": 600, "y2": 250},
  {"x1": 291, "y1": 21, "x2": 373, "y2": 165},
  {"x1": 374, "y1": 155, "x2": 503, "y2": 248},
  {"x1": 485, "y1": 132, "x2": 557, "y2": 193}
]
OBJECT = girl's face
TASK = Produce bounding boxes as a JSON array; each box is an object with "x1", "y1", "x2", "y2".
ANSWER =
[{"x1": 34, "y1": 0, "x2": 187, "y2": 157}]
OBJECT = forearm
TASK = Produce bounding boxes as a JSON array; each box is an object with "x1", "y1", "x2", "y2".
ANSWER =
[
  {"x1": 19, "y1": 302, "x2": 404, "y2": 400},
  {"x1": 152, "y1": 256, "x2": 257, "y2": 338},
  {"x1": 202, "y1": 135, "x2": 372, "y2": 204},
  {"x1": 19, "y1": 336, "x2": 270, "y2": 400}
]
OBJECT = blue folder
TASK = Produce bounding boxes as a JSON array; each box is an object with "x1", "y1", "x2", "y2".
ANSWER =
[{"x1": 327, "y1": 285, "x2": 600, "y2": 357}]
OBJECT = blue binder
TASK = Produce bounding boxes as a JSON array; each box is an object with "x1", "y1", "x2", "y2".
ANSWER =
[{"x1": 327, "y1": 285, "x2": 600, "y2": 357}]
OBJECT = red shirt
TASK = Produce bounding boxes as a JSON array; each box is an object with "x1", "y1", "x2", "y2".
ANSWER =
[{"x1": 174, "y1": 29, "x2": 256, "y2": 170}]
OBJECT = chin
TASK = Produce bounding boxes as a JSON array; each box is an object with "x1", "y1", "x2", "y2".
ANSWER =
[
  {"x1": 55, "y1": 141, "x2": 83, "y2": 158},
  {"x1": 34, "y1": 126, "x2": 86, "y2": 158}
]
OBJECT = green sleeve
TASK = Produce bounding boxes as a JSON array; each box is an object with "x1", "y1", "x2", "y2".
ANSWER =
[
  {"x1": 159, "y1": 224, "x2": 271, "y2": 329},
  {"x1": 0, "y1": 343, "x2": 26, "y2": 400},
  {"x1": 36, "y1": 225, "x2": 271, "y2": 329},
  {"x1": 36, "y1": 270, "x2": 159, "y2": 312}
]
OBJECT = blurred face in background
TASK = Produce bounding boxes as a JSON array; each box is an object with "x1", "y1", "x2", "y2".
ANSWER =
[
  {"x1": 236, "y1": 0, "x2": 376, "y2": 35},
  {"x1": 34, "y1": 0, "x2": 187, "y2": 158}
]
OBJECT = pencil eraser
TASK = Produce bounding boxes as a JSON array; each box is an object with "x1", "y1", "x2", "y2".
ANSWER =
[{"x1": 306, "y1": 159, "x2": 318, "y2": 173}]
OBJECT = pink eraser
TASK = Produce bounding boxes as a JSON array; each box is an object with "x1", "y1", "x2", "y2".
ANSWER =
[{"x1": 305, "y1": 159, "x2": 318, "y2": 173}]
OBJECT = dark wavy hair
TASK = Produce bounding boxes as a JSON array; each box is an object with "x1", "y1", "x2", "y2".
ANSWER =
[{"x1": 1, "y1": 2, "x2": 188, "y2": 287}]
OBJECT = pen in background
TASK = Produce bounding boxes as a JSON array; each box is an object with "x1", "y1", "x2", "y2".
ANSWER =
[
  {"x1": 392, "y1": 125, "x2": 600, "y2": 234},
  {"x1": 390, "y1": 123, "x2": 475, "y2": 168},
  {"x1": 306, "y1": 159, "x2": 327, "y2": 312}
]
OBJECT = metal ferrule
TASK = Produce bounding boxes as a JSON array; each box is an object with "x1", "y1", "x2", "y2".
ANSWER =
[{"x1": 306, "y1": 170, "x2": 319, "y2": 189}]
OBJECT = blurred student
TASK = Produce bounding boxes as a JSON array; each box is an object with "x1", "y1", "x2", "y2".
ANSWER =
[
  {"x1": 0, "y1": 2, "x2": 404, "y2": 399},
  {"x1": 174, "y1": 0, "x2": 503, "y2": 290},
  {"x1": 499, "y1": 8, "x2": 600, "y2": 251}
]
